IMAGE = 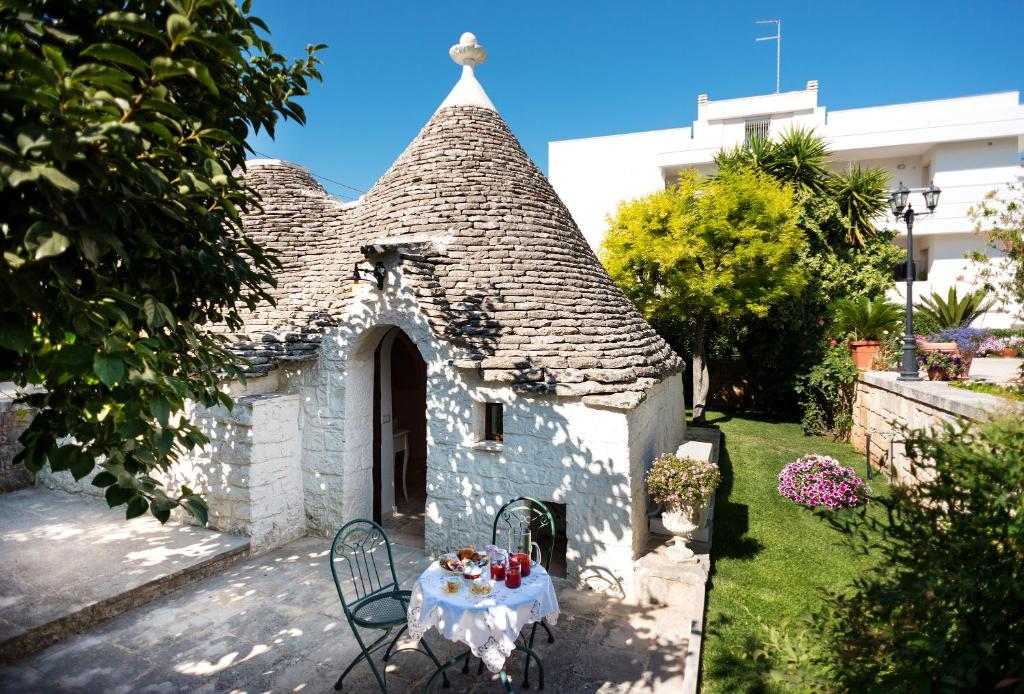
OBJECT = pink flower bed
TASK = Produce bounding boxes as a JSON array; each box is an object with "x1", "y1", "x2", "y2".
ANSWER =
[{"x1": 778, "y1": 454, "x2": 866, "y2": 510}]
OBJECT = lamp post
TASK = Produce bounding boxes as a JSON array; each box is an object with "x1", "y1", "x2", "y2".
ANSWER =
[{"x1": 889, "y1": 181, "x2": 941, "y2": 381}]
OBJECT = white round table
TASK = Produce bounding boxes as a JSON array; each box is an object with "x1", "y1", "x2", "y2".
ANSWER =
[{"x1": 407, "y1": 562, "x2": 560, "y2": 681}]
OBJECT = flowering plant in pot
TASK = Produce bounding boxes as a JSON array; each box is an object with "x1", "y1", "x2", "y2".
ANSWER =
[
  {"x1": 647, "y1": 453, "x2": 721, "y2": 561},
  {"x1": 1003, "y1": 336, "x2": 1024, "y2": 357},
  {"x1": 833, "y1": 297, "x2": 903, "y2": 370},
  {"x1": 778, "y1": 455, "x2": 867, "y2": 510},
  {"x1": 925, "y1": 327, "x2": 988, "y2": 379},
  {"x1": 918, "y1": 349, "x2": 967, "y2": 381}
]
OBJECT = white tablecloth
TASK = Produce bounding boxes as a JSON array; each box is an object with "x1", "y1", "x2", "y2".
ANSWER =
[{"x1": 407, "y1": 563, "x2": 560, "y2": 673}]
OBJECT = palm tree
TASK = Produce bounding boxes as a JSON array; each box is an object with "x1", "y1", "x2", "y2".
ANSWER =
[
  {"x1": 916, "y1": 287, "x2": 995, "y2": 328},
  {"x1": 833, "y1": 165, "x2": 891, "y2": 247},
  {"x1": 767, "y1": 127, "x2": 832, "y2": 195},
  {"x1": 834, "y1": 296, "x2": 904, "y2": 340}
]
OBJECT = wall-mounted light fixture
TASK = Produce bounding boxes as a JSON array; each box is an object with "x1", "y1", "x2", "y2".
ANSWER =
[{"x1": 353, "y1": 261, "x2": 386, "y2": 290}]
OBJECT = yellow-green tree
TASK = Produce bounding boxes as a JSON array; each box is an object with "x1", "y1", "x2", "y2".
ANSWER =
[{"x1": 602, "y1": 168, "x2": 807, "y2": 422}]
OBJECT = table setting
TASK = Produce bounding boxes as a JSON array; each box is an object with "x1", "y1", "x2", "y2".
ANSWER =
[{"x1": 407, "y1": 543, "x2": 560, "y2": 689}]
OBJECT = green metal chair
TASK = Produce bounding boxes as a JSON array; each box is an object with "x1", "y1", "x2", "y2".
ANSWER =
[
  {"x1": 492, "y1": 497, "x2": 557, "y2": 650},
  {"x1": 463, "y1": 497, "x2": 556, "y2": 687},
  {"x1": 330, "y1": 518, "x2": 448, "y2": 691}
]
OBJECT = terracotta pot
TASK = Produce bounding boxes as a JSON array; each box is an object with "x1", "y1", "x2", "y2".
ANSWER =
[
  {"x1": 927, "y1": 365, "x2": 948, "y2": 381},
  {"x1": 849, "y1": 340, "x2": 882, "y2": 370},
  {"x1": 1000, "y1": 348, "x2": 1020, "y2": 358}
]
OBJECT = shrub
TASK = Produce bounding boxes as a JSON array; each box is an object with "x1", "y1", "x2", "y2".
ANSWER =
[
  {"x1": 833, "y1": 296, "x2": 903, "y2": 341},
  {"x1": 915, "y1": 286, "x2": 994, "y2": 328},
  {"x1": 802, "y1": 415, "x2": 1024, "y2": 691},
  {"x1": 777, "y1": 455, "x2": 866, "y2": 510},
  {"x1": 795, "y1": 343, "x2": 858, "y2": 439},
  {"x1": 927, "y1": 326, "x2": 989, "y2": 355},
  {"x1": 647, "y1": 454, "x2": 721, "y2": 507},
  {"x1": 807, "y1": 416, "x2": 1024, "y2": 690}
]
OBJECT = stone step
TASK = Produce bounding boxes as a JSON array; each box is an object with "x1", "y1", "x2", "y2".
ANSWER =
[{"x1": 0, "y1": 488, "x2": 251, "y2": 664}]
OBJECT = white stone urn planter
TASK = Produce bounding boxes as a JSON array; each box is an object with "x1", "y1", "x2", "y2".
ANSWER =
[{"x1": 662, "y1": 499, "x2": 709, "y2": 561}]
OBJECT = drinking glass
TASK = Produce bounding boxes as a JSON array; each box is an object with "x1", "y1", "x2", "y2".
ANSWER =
[{"x1": 504, "y1": 559, "x2": 522, "y2": 589}]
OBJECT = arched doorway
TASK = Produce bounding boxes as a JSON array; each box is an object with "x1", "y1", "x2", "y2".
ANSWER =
[{"x1": 373, "y1": 328, "x2": 427, "y2": 544}]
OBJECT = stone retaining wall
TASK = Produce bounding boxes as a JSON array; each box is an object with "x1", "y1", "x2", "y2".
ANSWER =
[
  {"x1": 0, "y1": 398, "x2": 33, "y2": 493},
  {"x1": 852, "y1": 371, "x2": 1021, "y2": 484}
]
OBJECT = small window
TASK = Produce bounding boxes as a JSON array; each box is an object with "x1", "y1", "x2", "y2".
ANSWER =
[
  {"x1": 744, "y1": 118, "x2": 770, "y2": 148},
  {"x1": 484, "y1": 403, "x2": 503, "y2": 442}
]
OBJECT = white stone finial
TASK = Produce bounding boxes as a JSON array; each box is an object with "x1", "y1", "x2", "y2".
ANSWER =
[
  {"x1": 449, "y1": 32, "x2": 487, "y2": 68},
  {"x1": 437, "y1": 31, "x2": 495, "y2": 112}
]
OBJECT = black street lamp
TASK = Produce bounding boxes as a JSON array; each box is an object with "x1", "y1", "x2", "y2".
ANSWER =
[{"x1": 889, "y1": 181, "x2": 941, "y2": 381}]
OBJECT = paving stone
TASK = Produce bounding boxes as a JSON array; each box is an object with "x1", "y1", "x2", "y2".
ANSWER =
[{"x1": 4, "y1": 535, "x2": 691, "y2": 692}]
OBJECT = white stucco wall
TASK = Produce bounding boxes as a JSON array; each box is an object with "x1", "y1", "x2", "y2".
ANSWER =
[
  {"x1": 37, "y1": 391, "x2": 306, "y2": 553},
  {"x1": 550, "y1": 89, "x2": 1024, "y2": 327},
  {"x1": 625, "y1": 373, "x2": 687, "y2": 560}
]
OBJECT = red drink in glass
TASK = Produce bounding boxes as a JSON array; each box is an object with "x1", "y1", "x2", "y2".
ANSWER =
[
  {"x1": 504, "y1": 560, "x2": 522, "y2": 589},
  {"x1": 490, "y1": 558, "x2": 506, "y2": 581},
  {"x1": 513, "y1": 552, "x2": 531, "y2": 577}
]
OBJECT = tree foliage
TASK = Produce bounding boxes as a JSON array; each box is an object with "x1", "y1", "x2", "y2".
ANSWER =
[
  {"x1": 603, "y1": 168, "x2": 806, "y2": 323},
  {"x1": 970, "y1": 183, "x2": 1024, "y2": 319},
  {"x1": 0, "y1": 0, "x2": 323, "y2": 522},
  {"x1": 602, "y1": 167, "x2": 807, "y2": 418},
  {"x1": 716, "y1": 127, "x2": 891, "y2": 248}
]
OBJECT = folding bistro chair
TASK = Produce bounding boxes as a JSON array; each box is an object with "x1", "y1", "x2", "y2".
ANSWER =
[
  {"x1": 460, "y1": 497, "x2": 556, "y2": 687},
  {"x1": 330, "y1": 519, "x2": 448, "y2": 691},
  {"x1": 492, "y1": 497, "x2": 557, "y2": 650}
]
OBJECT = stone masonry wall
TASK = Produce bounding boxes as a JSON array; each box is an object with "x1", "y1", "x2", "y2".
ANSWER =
[
  {"x1": 38, "y1": 392, "x2": 304, "y2": 553},
  {"x1": 852, "y1": 371, "x2": 1021, "y2": 484},
  {"x1": 0, "y1": 397, "x2": 34, "y2": 493}
]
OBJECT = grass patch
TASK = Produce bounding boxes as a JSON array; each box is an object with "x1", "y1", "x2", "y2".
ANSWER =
[
  {"x1": 698, "y1": 411, "x2": 889, "y2": 693},
  {"x1": 949, "y1": 380, "x2": 1024, "y2": 402}
]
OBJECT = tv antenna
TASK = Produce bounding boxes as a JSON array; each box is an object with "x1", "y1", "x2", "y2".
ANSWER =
[{"x1": 755, "y1": 19, "x2": 781, "y2": 93}]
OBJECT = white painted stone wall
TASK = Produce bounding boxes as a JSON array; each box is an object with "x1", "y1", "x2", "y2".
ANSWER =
[
  {"x1": 625, "y1": 374, "x2": 687, "y2": 561},
  {"x1": 39, "y1": 256, "x2": 687, "y2": 579},
  {"x1": 37, "y1": 392, "x2": 305, "y2": 554}
]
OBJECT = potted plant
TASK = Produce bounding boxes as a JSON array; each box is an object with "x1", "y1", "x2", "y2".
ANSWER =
[
  {"x1": 1003, "y1": 336, "x2": 1023, "y2": 358},
  {"x1": 834, "y1": 297, "x2": 904, "y2": 370},
  {"x1": 925, "y1": 328, "x2": 988, "y2": 379},
  {"x1": 647, "y1": 453, "x2": 721, "y2": 562},
  {"x1": 918, "y1": 348, "x2": 965, "y2": 381}
]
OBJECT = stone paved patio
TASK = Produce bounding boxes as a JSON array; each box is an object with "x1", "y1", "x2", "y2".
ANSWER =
[
  {"x1": 0, "y1": 488, "x2": 249, "y2": 663},
  {"x1": 0, "y1": 533, "x2": 691, "y2": 693}
]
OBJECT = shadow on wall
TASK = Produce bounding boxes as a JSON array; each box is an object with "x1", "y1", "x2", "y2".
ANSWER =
[{"x1": 282, "y1": 269, "x2": 652, "y2": 596}]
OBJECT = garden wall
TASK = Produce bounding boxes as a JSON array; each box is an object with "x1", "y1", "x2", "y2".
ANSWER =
[
  {"x1": 851, "y1": 372, "x2": 1020, "y2": 484},
  {"x1": 37, "y1": 391, "x2": 305, "y2": 553},
  {"x1": 0, "y1": 396, "x2": 34, "y2": 493}
]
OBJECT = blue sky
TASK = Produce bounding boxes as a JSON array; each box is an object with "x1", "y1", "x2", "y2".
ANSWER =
[{"x1": 248, "y1": 0, "x2": 1024, "y2": 202}]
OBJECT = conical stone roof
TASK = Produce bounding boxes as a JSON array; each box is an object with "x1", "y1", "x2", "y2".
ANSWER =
[{"x1": 232, "y1": 34, "x2": 682, "y2": 409}]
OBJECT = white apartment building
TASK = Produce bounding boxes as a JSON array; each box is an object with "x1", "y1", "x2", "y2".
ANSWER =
[{"x1": 549, "y1": 84, "x2": 1024, "y2": 328}]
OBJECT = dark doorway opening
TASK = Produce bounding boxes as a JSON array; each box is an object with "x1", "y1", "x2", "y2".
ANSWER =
[
  {"x1": 374, "y1": 329, "x2": 427, "y2": 545},
  {"x1": 544, "y1": 502, "x2": 568, "y2": 578}
]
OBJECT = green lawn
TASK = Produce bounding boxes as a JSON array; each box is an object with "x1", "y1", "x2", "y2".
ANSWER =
[{"x1": 699, "y1": 411, "x2": 888, "y2": 693}]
